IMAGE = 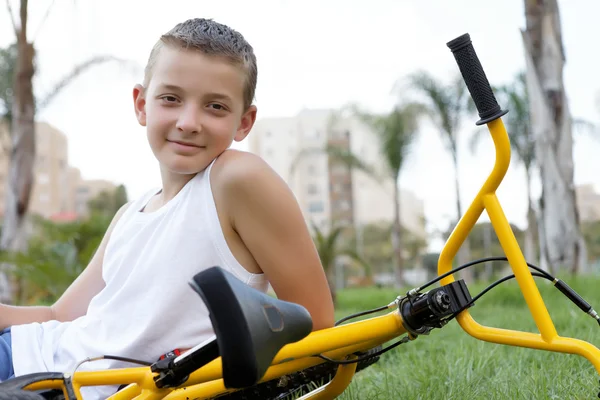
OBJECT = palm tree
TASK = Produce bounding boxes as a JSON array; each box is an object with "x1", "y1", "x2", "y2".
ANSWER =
[
  {"x1": 311, "y1": 223, "x2": 368, "y2": 304},
  {"x1": 470, "y1": 71, "x2": 537, "y2": 263},
  {"x1": 353, "y1": 102, "x2": 423, "y2": 288},
  {"x1": 0, "y1": 1, "x2": 136, "y2": 302},
  {"x1": 407, "y1": 71, "x2": 475, "y2": 280}
]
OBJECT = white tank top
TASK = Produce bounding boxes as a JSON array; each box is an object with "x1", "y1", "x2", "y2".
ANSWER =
[{"x1": 10, "y1": 158, "x2": 268, "y2": 399}]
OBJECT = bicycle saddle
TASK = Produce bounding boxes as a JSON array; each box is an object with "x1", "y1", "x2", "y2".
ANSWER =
[{"x1": 190, "y1": 266, "x2": 313, "y2": 389}]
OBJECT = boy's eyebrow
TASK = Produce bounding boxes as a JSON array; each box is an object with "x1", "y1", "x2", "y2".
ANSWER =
[
  {"x1": 157, "y1": 83, "x2": 185, "y2": 92},
  {"x1": 204, "y1": 92, "x2": 234, "y2": 103}
]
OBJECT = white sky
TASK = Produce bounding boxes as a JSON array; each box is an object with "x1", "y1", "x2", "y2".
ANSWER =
[{"x1": 1, "y1": 0, "x2": 599, "y2": 246}]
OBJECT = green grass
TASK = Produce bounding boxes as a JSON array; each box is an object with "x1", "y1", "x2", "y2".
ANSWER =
[{"x1": 331, "y1": 276, "x2": 600, "y2": 400}]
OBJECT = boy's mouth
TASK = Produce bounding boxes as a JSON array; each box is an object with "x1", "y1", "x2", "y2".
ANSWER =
[{"x1": 167, "y1": 139, "x2": 205, "y2": 149}]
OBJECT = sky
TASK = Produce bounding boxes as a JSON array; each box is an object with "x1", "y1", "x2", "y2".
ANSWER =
[{"x1": 1, "y1": 0, "x2": 599, "y2": 248}]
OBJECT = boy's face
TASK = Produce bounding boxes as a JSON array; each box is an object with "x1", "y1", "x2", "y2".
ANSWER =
[{"x1": 133, "y1": 46, "x2": 256, "y2": 176}]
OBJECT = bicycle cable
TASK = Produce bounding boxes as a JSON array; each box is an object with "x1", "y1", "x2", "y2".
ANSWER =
[
  {"x1": 454, "y1": 258, "x2": 600, "y2": 325},
  {"x1": 335, "y1": 304, "x2": 391, "y2": 326},
  {"x1": 323, "y1": 256, "x2": 600, "y2": 364},
  {"x1": 315, "y1": 335, "x2": 411, "y2": 365},
  {"x1": 334, "y1": 256, "x2": 551, "y2": 327},
  {"x1": 71, "y1": 355, "x2": 152, "y2": 375},
  {"x1": 415, "y1": 256, "x2": 553, "y2": 293}
]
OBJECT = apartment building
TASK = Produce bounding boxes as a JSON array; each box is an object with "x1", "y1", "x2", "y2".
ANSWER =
[
  {"x1": 0, "y1": 122, "x2": 118, "y2": 221},
  {"x1": 248, "y1": 109, "x2": 426, "y2": 239}
]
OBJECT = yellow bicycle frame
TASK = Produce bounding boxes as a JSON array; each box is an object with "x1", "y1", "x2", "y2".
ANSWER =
[
  {"x1": 18, "y1": 103, "x2": 600, "y2": 400},
  {"x1": 438, "y1": 118, "x2": 600, "y2": 369}
]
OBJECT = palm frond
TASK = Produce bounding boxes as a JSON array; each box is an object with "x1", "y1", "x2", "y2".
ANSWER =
[
  {"x1": 468, "y1": 125, "x2": 489, "y2": 155},
  {"x1": 573, "y1": 118, "x2": 599, "y2": 141},
  {"x1": 37, "y1": 55, "x2": 140, "y2": 112},
  {"x1": 491, "y1": 71, "x2": 536, "y2": 170},
  {"x1": 324, "y1": 144, "x2": 379, "y2": 180},
  {"x1": 341, "y1": 248, "x2": 372, "y2": 278},
  {"x1": 408, "y1": 70, "x2": 469, "y2": 153},
  {"x1": 311, "y1": 223, "x2": 345, "y2": 273},
  {"x1": 353, "y1": 103, "x2": 423, "y2": 179}
]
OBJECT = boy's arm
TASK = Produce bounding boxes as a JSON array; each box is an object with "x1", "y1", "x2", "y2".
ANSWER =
[
  {"x1": 0, "y1": 202, "x2": 132, "y2": 330},
  {"x1": 223, "y1": 153, "x2": 335, "y2": 331}
]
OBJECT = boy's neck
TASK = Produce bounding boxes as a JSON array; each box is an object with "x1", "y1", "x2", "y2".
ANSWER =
[{"x1": 158, "y1": 169, "x2": 198, "y2": 203}]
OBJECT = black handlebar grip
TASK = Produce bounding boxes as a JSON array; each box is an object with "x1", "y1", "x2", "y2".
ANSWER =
[{"x1": 447, "y1": 33, "x2": 508, "y2": 126}]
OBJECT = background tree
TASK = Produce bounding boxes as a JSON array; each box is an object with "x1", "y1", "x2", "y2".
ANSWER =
[
  {"x1": 0, "y1": 213, "x2": 111, "y2": 305},
  {"x1": 581, "y1": 220, "x2": 600, "y2": 264},
  {"x1": 407, "y1": 71, "x2": 476, "y2": 281},
  {"x1": 0, "y1": 44, "x2": 16, "y2": 110},
  {"x1": 353, "y1": 102, "x2": 424, "y2": 288},
  {"x1": 87, "y1": 185, "x2": 128, "y2": 217},
  {"x1": 0, "y1": 0, "x2": 136, "y2": 302},
  {"x1": 311, "y1": 223, "x2": 367, "y2": 304},
  {"x1": 521, "y1": 0, "x2": 586, "y2": 274},
  {"x1": 470, "y1": 71, "x2": 538, "y2": 264}
]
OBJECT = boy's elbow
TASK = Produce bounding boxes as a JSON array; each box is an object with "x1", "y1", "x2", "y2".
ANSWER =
[
  {"x1": 312, "y1": 316, "x2": 335, "y2": 332},
  {"x1": 310, "y1": 305, "x2": 335, "y2": 331}
]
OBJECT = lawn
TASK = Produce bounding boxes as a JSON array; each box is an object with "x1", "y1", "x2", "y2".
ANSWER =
[{"x1": 331, "y1": 275, "x2": 600, "y2": 400}]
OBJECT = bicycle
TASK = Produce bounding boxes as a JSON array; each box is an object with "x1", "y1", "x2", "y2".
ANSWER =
[{"x1": 2, "y1": 32, "x2": 600, "y2": 400}]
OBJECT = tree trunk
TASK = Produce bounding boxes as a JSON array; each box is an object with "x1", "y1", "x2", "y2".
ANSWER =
[
  {"x1": 521, "y1": 0, "x2": 586, "y2": 274},
  {"x1": 523, "y1": 167, "x2": 538, "y2": 263},
  {"x1": 452, "y1": 152, "x2": 472, "y2": 282},
  {"x1": 392, "y1": 176, "x2": 404, "y2": 288},
  {"x1": 0, "y1": 0, "x2": 34, "y2": 303}
]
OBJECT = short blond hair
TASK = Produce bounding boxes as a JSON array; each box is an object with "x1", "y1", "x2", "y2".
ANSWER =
[{"x1": 143, "y1": 18, "x2": 257, "y2": 110}]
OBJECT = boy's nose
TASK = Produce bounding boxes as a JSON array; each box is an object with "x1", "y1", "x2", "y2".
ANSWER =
[{"x1": 176, "y1": 108, "x2": 201, "y2": 134}]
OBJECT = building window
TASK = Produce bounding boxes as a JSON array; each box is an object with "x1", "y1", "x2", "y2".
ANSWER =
[
  {"x1": 308, "y1": 201, "x2": 324, "y2": 213},
  {"x1": 332, "y1": 164, "x2": 347, "y2": 175},
  {"x1": 340, "y1": 200, "x2": 351, "y2": 210},
  {"x1": 38, "y1": 173, "x2": 49, "y2": 184},
  {"x1": 338, "y1": 218, "x2": 352, "y2": 227},
  {"x1": 308, "y1": 164, "x2": 317, "y2": 175},
  {"x1": 307, "y1": 184, "x2": 318, "y2": 195},
  {"x1": 330, "y1": 183, "x2": 346, "y2": 194},
  {"x1": 39, "y1": 193, "x2": 50, "y2": 203}
]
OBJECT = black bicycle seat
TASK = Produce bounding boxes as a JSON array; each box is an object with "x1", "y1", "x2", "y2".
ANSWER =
[{"x1": 190, "y1": 266, "x2": 313, "y2": 389}]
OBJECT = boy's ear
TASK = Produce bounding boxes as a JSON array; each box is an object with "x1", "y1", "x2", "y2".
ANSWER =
[
  {"x1": 133, "y1": 84, "x2": 147, "y2": 127},
  {"x1": 234, "y1": 105, "x2": 257, "y2": 142}
]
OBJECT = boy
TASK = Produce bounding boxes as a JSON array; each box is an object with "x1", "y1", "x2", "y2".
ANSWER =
[{"x1": 0, "y1": 18, "x2": 335, "y2": 399}]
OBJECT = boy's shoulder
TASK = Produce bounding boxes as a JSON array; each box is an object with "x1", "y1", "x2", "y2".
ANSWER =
[
  {"x1": 209, "y1": 149, "x2": 292, "y2": 219},
  {"x1": 210, "y1": 149, "x2": 282, "y2": 191}
]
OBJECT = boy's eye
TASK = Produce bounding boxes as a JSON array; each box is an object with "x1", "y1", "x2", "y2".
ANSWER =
[
  {"x1": 208, "y1": 103, "x2": 226, "y2": 111},
  {"x1": 162, "y1": 96, "x2": 178, "y2": 103}
]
